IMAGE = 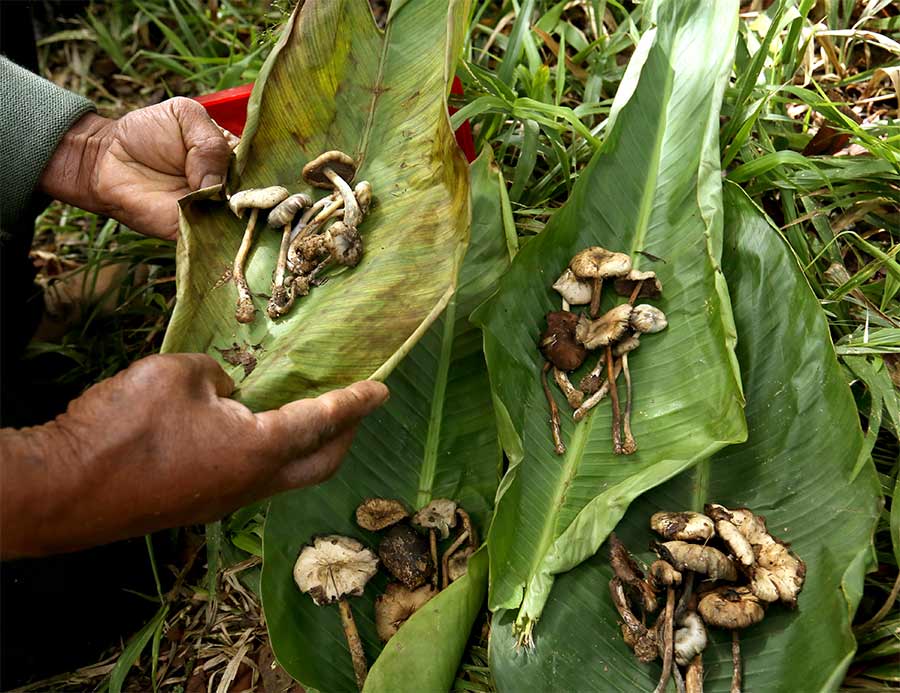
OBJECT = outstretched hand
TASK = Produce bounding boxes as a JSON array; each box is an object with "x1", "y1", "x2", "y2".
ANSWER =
[
  {"x1": 39, "y1": 97, "x2": 233, "y2": 240},
  {"x1": 0, "y1": 354, "x2": 389, "y2": 558}
]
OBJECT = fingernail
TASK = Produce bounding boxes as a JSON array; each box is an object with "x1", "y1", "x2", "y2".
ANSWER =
[{"x1": 200, "y1": 173, "x2": 225, "y2": 190}]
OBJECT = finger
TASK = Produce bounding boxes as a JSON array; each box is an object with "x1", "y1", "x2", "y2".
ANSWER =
[
  {"x1": 169, "y1": 97, "x2": 232, "y2": 191},
  {"x1": 175, "y1": 353, "x2": 235, "y2": 398},
  {"x1": 254, "y1": 380, "x2": 389, "y2": 459},
  {"x1": 269, "y1": 425, "x2": 358, "y2": 493}
]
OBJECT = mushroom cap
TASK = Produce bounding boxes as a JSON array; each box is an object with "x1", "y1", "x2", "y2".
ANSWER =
[
  {"x1": 378, "y1": 523, "x2": 434, "y2": 589},
  {"x1": 614, "y1": 269, "x2": 663, "y2": 299},
  {"x1": 650, "y1": 511, "x2": 715, "y2": 541},
  {"x1": 229, "y1": 186, "x2": 290, "y2": 217},
  {"x1": 698, "y1": 586, "x2": 765, "y2": 630},
  {"x1": 654, "y1": 540, "x2": 738, "y2": 582},
  {"x1": 569, "y1": 247, "x2": 632, "y2": 280},
  {"x1": 613, "y1": 333, "x2": 641, "y2": 357},
  {"x1": 411, "y1": 498, "x2": 458, "y2": 540},
  {"x1": 540, "y1": 311, "x2": 588, "y2": 371},
  {"x1": 356, "y1": 498, "x2": 409, "y2": 531},
  {"x1": 292, "y1": 535, "x2": 379, "y2": 606},
  {"x1": 674, "y1": 612, "x2": 707, "y2": 667},
  {"x1": 375, "y1": 583, "x2": 436, "y2": 642},
  {"x1": 575, "y1": 304, "x2": 633, "y2": 349},
  {"x1": 354, "y1": 181, "x2": 373, "y2": 216},
  {"x1": 447, "y1": 546, "x2": 476, "y2": 583},
  {"x1": 630, "y1": 304, "x2": 668, "y2": 334},
  {"x1": 268, "y1": 193, "x2": 313, "y2": 227},
  {"x1": 324, "y1": 221, "x2": 363, "y2": 267},
  {"x1": 648, "y1": 559, "x2": 682, "y2": 589},
  {"x1": 303, "y1": 150, "x2": 357, "y2": 189},
  {"x1": 552, "y1": 269, "x2": 593, "y2": 305}
]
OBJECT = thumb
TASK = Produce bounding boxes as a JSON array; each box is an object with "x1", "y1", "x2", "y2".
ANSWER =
[
  {"x1": 254, "y1": 381, "x2": 389, "y2": 462},
  {"x1": 169, "y1": 97, "x2": 232, "y2": 191}
]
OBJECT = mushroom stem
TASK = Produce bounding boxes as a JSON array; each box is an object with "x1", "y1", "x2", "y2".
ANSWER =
[
  {"x1": 685, "y1": 654, "x2": 704, "y2": 693},
  {"x1": 621, "y1": 353, "x2": 637, "y2": 455},
  {"x1": 673, "y1": 660, "x2": 687, "y2": 693},
  {"x1": 589, "y1": 276, "x2": 603, "y2": 318},
  {"x1": 730, "y1": 630, "x2": 742, "y2": 693},
  {"x1": 429, "y1": 529, "x2": 439, "y2": 588},
  {"x1": 579, "y1": 351, "x2": 607, "y2": 395},
  {"x1": 325, "y1": 168, "x2": 362, "y2": 227},
  {"x1": 553, "y1": 367, "x2": 584, "y2": 409},
  {"x1": 606, "y1": 346, "x2": 624, "y2": 454},
  {"x1": 290, "y1": 193, "x2": 339, "y2": 242},
  {"x1": 628, "y1": 280, "x2": 645, "y2": 305},
  {"x1": 233, "y1": 208, "x2": 259, "y2": 323},
  {"x1": 573, "y1": 359, "x2": 623, "y2": 422},
  {"x1": 609, "y1": 577, "x2": 649, "y2": 645},
  {"x1": 441, "y1": 530, "x2": 470, "y2": 589},
  {"x1": 542, "y1": 362, "x2": 566, "y2": 455},
  {"x1": 338, "y1": 598, "x2": 368, "y2": 691},
  {"x1": 653, "y1": 587, "x2": 676, "y2": 693},
  {"x1": 267, "y1": 223, "x2": 295, "y2": 319},
  {"x1": 675, "y1": 572, "x2": 695, "y2": 623}
]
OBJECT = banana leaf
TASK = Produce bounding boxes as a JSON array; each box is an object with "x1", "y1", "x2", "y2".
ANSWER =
[
  {"x1": 260, "y1": 148, "x2": 510, "y2": 693},
  {"x1": 489, "y1": 184, "x2": 882, "y2": 692},
  {"x1": 161, "y1": 0, "x2": 470, "y2": 410},
  {"x1": 473, "y1": 0, "x2": 746, "y2": 636}
]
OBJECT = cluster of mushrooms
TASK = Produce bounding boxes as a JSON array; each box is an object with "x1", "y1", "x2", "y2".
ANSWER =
[
  {"x1": 292, "y1": 498, "x2": 476, "y2": 691},
  {"x1": 226, "y1": 150, "x2": 372, "y2": 323},
  {"x1": 540, "y1": 246, "x2": 667, "y2": 456},
  {"x1": 609, "y1": 505, "x2": 806, "y2": 693}
]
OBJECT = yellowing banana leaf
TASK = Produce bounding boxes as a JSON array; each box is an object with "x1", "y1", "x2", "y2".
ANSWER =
[
  {"x1": 489, "y1": 183, "x2": 882, "y2": 692},
  {"x1": 473, "y1": 0, "x2": 746, "y2": 636},
  {"x1": 161, "y1": 0, "x2": 470, "y2": 410},
  {"x1": 260, "y1": 148, "x2": 509, "y2": 693}
]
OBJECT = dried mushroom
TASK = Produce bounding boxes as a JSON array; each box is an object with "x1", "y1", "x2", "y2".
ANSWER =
[
  {"x1": 374, "y1": 583, "x2": 436, "y2": 642},
  {"x1": 653, "y1": 541, "x2": 738, "y2": 582},
  {"x1": 379, "y1": 523, "x2": 434, "y2": 590},
  {"x1": 540, "y1": 311, "x2": 588, "y2": 371},
  {"x1": 650, "y1": 511, "x2": 715, "y2": 542},
  {"x1": 293, "y1": 535, "x2": 378, "y2": 690},
  {"x1": 575, "y1": 304, "x2": 634, "y2": 349},
  {"x1": 356, "y1": 498, "x2": 409, "y2": 531}
]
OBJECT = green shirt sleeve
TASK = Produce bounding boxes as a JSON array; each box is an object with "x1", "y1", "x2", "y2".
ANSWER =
[{"x1": 0, "y1": 56, "x2": 95, "y2": 231}]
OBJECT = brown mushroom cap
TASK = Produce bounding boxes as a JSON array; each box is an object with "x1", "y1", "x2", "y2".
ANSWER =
[
  {"x1": 648, "y1": 559, "x2": 682, "y2": 589},
  {"x1": 292, "y1": 535, "x2": 379, "y2": 606},
  {"x1": 614, "y1": 269, "x2": 663, "y2": 299},
  {"x1": 654, "y1": 540, "x2": 738, "y2": 582},
  {"x1": 303, "y1": 150, "x2": 357, "y2": 189},
  {"x1": 540, "y1": 311, "x2": 588, "y2": 371},
  {"x1": 650, "y1": 511, "x2": 715, "y2": 541},
  {"x1": 568, "y1": 247, "x2": 632, "y2": 280},
  {"x1": 374, "y1": 583, "x2": 436, "y2": 642},
  {"x1": 698, "y1": 586, "x2": 765, "y2": 630},
  {"x1": 411, "y1": 499, "x2": 458, "y2": 540},
  {"x1": 575, "y1": 304, "x2": 633, "y2": 349},
  {"x1": 378, "y1": 523, "x2": 434, "y2": 589},
  {"x1": 356, "y1": 498, "x2": 409, "y2": 532},
  {"x1": 552, "y1": 268, "x2": 594, "y2": 305}
]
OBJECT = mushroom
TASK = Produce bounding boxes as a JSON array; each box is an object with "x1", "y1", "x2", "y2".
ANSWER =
[
  {"x1": 440, "y1": 507, "x2": 477, "y2": 588},
  {"x1": 614, "y1": 334, "x2": 642, "y2": 455},
  {"x1": 379, "y1": 523, "x2": 434, "y2": 590},
  {"x1": 649, "y1": 559, "x2": 683, "y2": 590},
  {"x1": 650, "y1": 512, "x2": 715, "y2": 542},
  {"x1": 704, "y1": 504, "x2": 806, "y2": 606},
  {"x1": 374, "y1": 583, "x2": 436, "y2": 642},
  {"x1": 293, "y1": 535, "x2": 378, "y2": 691},
  {"x1": 614, "y1": 269, "x2": 662, "y2": 303},
  {"x1": 447, "y1": 545, "x2": 475, "y2": 583},
  {"x1": 697, "y1": 586, "x2": 765, "y2": 693},
  {"x1": 674, "y1": 611, "x2": 707, "y2": 667},
  {"x1": 568, "y1": 247, "x2": 632, "y2": 317},
  {"x1": 572, "y1": 357, "x2": 623, "y2": 422},
  {"x1": 653, "y1": 583, "x2": 677, "y2": 693},
  {"x1": 412, "y1": 499, "x2": 457, "y2": 586},
  {"x1": 542, "y1": 362, "x2": 566, "y2": 454},
  {"x1": 553, "y1": 367, "x2": 584, "y2": 409},
  {"x1": 552, "y1": 268, "x2": 593, "y2": 309},
  {"x1": 575, "y1": 304, "x2": 634, "y2": 349},
  {"x1": 286, "y1": 191, "x2": 343, "y2": 271},
  {"x1": 653, "y1": 541, "x2": 738, "y2": 582},
  {"x1": 356, "y1": 498, "x2": 409, "y2": 532},
  {"x1": 609, "y1": 577, "x2": 658, "y2": 663},
  {"x1": 354, "y1": 180, "x2": 373, "y2": 217},
  {"x1": 685, "y1": 654, "x2": 704, "y2": 693},
  {"x1": 266, "y1": 193, "x2": 312, "y2": 319},
  {"x1": 579, "y1": 350, "x2": 606, "y2": 396},
  {"x1": 228, "y1": 186, "x2": 290, "y2": 323},
  {"x1": 324, "y1": 221, "x2": 364, "y2": 268},
  {"x1": 303, "y1": 151, "x2": 362, "y2": 227},
  {"x1": 630, "y1": 304, "x2": 668, "y2": 334},
  {"x1": 609, "y1": 534, "x2": 657, "y2": 613},
  {"x1": 540, "y1": 311, "x2": 588, "y2": 371}
]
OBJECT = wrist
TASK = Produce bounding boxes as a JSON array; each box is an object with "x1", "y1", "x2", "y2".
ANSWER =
[{"x1": 37, "y1": 111, "x2": 115, "y2": 215}]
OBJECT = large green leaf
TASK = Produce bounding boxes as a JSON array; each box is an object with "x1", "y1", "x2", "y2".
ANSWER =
[
  {"x1": 489, "y1": 184, "x2": 882, "y2": 692},
  {"x1": 161, "y1": 0, "x2": 470, "y2": 410},
  {"x1": 260, "y1": 148, "x2": 509, "y2": 693},
  {"x1": 473, "y1": 0, "x2": 746, "y2": 634}
]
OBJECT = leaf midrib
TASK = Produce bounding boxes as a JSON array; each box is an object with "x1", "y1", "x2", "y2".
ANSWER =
[{"x1": 356, "y1": 15, "x2": 392, "y2": 169}]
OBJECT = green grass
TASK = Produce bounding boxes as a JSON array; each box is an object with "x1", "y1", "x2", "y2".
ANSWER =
[{"x1": 23, "y1": 0, "x2": 900, "y2": 689}]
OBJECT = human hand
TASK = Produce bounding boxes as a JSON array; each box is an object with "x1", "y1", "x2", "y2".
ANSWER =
[
  {"x1": 0, "y1": 354, "x2": 388, "y2": 558},
  {"x1": 38, "y1": 97, "x2": 233, "y2": 240}
]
